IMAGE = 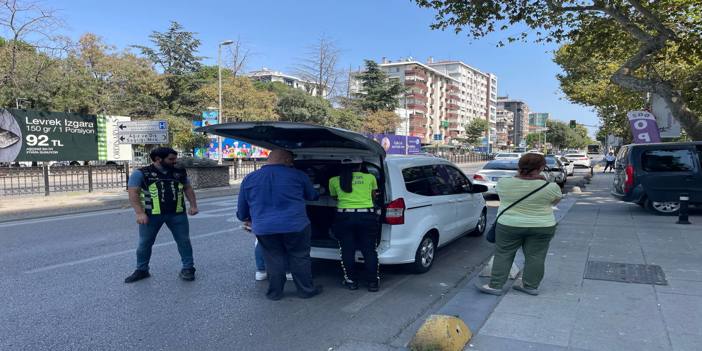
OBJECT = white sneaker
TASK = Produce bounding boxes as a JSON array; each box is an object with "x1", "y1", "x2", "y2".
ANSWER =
[
  {"x1": 286, "y1": 273, "x2": 293, "y2": 281},
  {"x1": 255, "y1": 271, "x2": 268, "y2": 281}
]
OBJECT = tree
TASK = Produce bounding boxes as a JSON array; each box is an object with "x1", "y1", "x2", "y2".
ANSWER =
[
  {"x1": 223, "y1": 37, "x2": 249, "y2": 78},
  {"x1": 160, "y1": 114, "x2": 208, "y2": 153},
  {"x1": 329, "y1": 108, "x2": 363, "y2": 131},
  {"x1": 354, "y1": 60, "x2": 404, "y2": 112},
  {"x1": 414, "y1": 0, "x2": 702, "y2": 140},
  {"x1": 464, "y1": 118, "x2": 489, "y2": 145},
  {"x1": 363, "y1": 110, "x2": 401, "y2": 134},
  {"x1": 133, "y1": 21, "x2": 204, "y2": 116},
  {"x1": 197, "y1": 76, "x2": 277, "y2": 122},
  {"x1": 0, "y1": 0, "x2": 64, "y2": 107},
  {"x1": 296, "y1": 36, "x2": 341, "y2": 98},
  {"x1": 525, "y1": 133, "x2": 543, "y2": 149},
  {"x1": 275, "y1": 89, "x2": 331, "y2": 125}
]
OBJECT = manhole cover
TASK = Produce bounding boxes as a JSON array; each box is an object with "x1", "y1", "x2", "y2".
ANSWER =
[{"x1": 584, "y1": 261, "x2": 668, "y2": 285}]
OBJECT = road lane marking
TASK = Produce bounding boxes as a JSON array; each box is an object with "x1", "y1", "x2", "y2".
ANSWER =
[
  {"x1": 24, "y1": 228, "x2": 235, "y2": 274},
  {"x1": 0, "y1": 196, "x2": 235, "y2": 228},
  {"x1": 341, "y1": 275, "x2": 412, "y2": 314}
]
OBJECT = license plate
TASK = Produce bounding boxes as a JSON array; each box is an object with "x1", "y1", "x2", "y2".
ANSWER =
[{"x1": 491, "y1": 177, "x2": 501, "y2": 181}]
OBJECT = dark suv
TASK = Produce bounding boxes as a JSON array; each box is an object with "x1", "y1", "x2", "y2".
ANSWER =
[{"x1": 612, "y1": 142, "x2": 702, "y2": 215}]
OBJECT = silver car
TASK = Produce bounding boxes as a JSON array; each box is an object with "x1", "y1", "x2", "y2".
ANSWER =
[{"x1": 473, "y1": 159, "x2": 559, "y2": 195}]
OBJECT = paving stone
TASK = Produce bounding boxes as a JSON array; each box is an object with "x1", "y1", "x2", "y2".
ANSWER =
[
  {"x1": 658, "y1": 293, "x2": 702, "y2": 336},
  {"x1": 655, "y1": 279, "x2": 702, "y2": 297}
]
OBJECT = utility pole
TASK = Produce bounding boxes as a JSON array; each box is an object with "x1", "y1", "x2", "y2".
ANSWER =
[{"x1": 217, "y1": 40, "x2": 234, "y2": 165}]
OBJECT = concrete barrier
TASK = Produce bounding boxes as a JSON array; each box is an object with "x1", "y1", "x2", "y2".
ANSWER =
[{"x1": 408, "y1": 314, "x2": 472, "y2": 351}]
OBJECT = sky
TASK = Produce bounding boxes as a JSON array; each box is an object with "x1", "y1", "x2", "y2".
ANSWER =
[{"x1": 48, "y1": 0, "x2": 598, "y2": 135}]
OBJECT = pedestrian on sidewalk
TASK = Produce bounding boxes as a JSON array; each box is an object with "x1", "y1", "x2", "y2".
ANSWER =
[
  {"x1": 603, "y1": 152, "x2": 616, "y2": 173},
  {"x1": 237, "y1": 149, "x2": 322, "y2": 301},
  {"x1": 124, "y1": 147, "x2": 199, "y2": 283},
  {"x1": 478, "y1": 153, "x2": 563, "y2": 296},
  {"x1": 329, "y1": 157, "x2": 381, "y2": 292}
]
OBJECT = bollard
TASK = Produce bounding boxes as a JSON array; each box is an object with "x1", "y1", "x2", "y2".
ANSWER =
[{"x1": 677, "y1": 193, "x2": 691, "y2": 225}]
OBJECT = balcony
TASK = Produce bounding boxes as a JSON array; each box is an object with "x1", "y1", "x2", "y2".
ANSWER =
[
  {"x1": 410, "y1": 115, "x2": 428, "y2": 126},
  {"x1": 407, "y1": 103, "x2": 428, "y2": 113},
  {"x1": 447, "y1": 103, "x2": 459, "y2": 111},
  {"x1": 405, "y1": 92, "x2": 428, "y2": 102},
  {"x1": 449, "y1": 122, "x2": 460, "y2": 129},
  {"x1": 447, "y1": 94, "x2": 460, "y2": 101},
  {"x1": 447, "y1": 112, "x2": 459, "y2": 120},
  {"x1": 404, "y1": 69, "x2": 427, "y2": 79},
  {"x1": 410, "y1": 126, "x2": 427, "y2": 136},
  {"x1": 405, "y1": 80, "x2": 428, "y2": 91},
  {"x1": 447, "y1": 85, "x2": 459, "y2": 93}
]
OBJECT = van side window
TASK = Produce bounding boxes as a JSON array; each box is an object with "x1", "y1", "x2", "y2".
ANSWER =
[
  {"x1": 642, "y1": 149, "x2": 695, "y2": 172},
  {"x1": 444, "y1": 165, "x2": 471, "y2": 194},
  {"x1": 402, "y1": 165, "x2": 451, "y2": 196}
]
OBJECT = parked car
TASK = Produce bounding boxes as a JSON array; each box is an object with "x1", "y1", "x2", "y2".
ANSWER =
[
  {"x1": 612, "y1": 142, "x2": 702, "y2": 215},
  {"x1": 493, "y1": 152, "x2": 522, "y2": 160},
  {"x1": 473, "y1": 159, "x2": 560, "y2": 195},
  {"x1": 545, "y1": 155, "x2": 568, "y2": 188},
  {"x1": 197, "y1": 122, "x2": 489, "y2": 273},
  {"x1": 565, "y1": 153, "x2": 592, "y2": 168},
  {"x1": 557, "y1": 155, "x2": 575, "y2": 176}
]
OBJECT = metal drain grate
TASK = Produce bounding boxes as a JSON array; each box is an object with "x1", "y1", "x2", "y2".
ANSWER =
[{"x1": 584, "y1": 261, "x2": 668, "y2": 285}]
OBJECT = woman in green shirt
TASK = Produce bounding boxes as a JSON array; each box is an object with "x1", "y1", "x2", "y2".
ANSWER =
[
  {"x1": 478, "y1": 153, "x2": 563, "y2": 296},
  {"x1": 329, "y1": 157, "x2": 381, "y2": 292}
]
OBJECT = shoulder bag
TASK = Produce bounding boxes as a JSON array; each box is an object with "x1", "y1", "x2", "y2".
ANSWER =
[{"x1": 486, "y1": 181, "x2": 550, "y2": 243}]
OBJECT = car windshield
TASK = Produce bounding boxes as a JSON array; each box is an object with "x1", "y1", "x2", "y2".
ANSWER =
[
  {"x1": 545, "y1": 157, "x2": 557, "y2": 165},
  {"x1": 566, "y1": 154, "x2": 586, "y2": 158},
  {"x1": 483, "y1": 160, "x2": 519, "y2": 170},
  {"x1": 496, "y1": 153, "x2": 519, "y2": 158}
]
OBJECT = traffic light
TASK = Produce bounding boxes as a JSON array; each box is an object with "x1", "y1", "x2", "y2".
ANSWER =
[{"x1": 569, "y1": 120, "x2": 577, "y2": 128}]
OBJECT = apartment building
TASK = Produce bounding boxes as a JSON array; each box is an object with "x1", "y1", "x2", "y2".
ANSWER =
[
  {"x1": 427, "y1": 60, "x2": 497, "y2": 145},
  {"x1": 496, "y1": 109, "x2": 514, "y2": 148},
  {"x1": 528, "y1": 112, "x2": 550, "y2": 133},
  {"x1": 497, "y1": 97, "x2": 530, "y2": 146},
  {"x1": 351, "y1": 58, "x2": 497, "y2": 145},
  {"x1": 246, "y1": 68, "x2": 327, "y2": 97}
]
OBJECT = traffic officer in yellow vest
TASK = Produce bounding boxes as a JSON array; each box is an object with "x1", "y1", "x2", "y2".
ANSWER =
[
  {"x1": 124, "y1": 147, "x2": 199, "y2": 283},
  {"x1": 329, "y1": 157, "x2": 381, "y2": 292}
]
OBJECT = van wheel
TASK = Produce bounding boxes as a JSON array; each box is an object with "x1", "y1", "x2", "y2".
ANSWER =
[
  {"x1": 467, "y1": 209, "x2": 487, "y2": 237},
  {"x1": 411, "y1": 234, "x2": 437, "y2": 274},
  {"x1": 645, "y1": 199, "x2": 680, "y2": 216}
]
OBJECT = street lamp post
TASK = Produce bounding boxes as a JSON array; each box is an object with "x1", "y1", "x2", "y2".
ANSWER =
[{"x1": 217, "y1": 40, "x2": 234, "y2": 165}]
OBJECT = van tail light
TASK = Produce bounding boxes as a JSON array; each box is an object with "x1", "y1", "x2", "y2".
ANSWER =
[
  {"x1": 385, "y1": 198, "x2": 405, "y2": 225},
  {"x1": 624, "y1": 164, "x2": 635, "y2": 193},
  {"x1": 473, "y1": 174, "x2": 485, "y2": 181}
]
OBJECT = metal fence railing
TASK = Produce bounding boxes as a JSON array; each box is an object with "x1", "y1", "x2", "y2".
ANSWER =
[
  {"x1": 442, "y1": 153, "x2": 494, "y2": 164},
  {"x1": 228, "y1": 160, "x2": 262, "y2": 181},
  {"x1": 0, "y1": 164, "x2": 128, "y2": 197}
]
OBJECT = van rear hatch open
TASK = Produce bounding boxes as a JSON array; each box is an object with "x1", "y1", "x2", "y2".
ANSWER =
[{"x1": 196, "y1": 122, "x2": 387, "y2": 250}]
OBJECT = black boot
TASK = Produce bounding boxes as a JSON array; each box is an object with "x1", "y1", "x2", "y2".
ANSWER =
[{"x1": 179, "y1": 267, "x2": 196, "y2": 281}]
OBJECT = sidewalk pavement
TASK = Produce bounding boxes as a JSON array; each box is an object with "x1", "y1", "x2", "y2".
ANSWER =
[{"x1": 467, "y1": 171, "x2": 702, "y2": 350}]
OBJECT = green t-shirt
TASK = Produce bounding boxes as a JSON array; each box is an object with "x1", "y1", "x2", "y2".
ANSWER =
[
  {"x1": 495, "y1": 178, "x2": 563, "y2": 227},
  {"x1": 329, "y1": 172, "x2": 378, "y2": 209}
]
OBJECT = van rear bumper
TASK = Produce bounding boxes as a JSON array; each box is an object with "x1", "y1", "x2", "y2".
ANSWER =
[{"x1": 611, "y1": 185, "x2": 645, "y2": 203}]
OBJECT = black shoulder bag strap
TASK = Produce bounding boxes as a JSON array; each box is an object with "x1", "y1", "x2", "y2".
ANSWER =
[{"x1": 495, "y1": 181, "x2": 550, "y2": 221}]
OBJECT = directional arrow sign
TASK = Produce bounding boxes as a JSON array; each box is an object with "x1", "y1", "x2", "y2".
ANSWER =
[
  {"x1": 117, "y1": 120, "x2": 168, "y2": 144},
  {"x1": 117, "y1": 132, "x2": 169, "y2": 144},
  {"x1": 117, "y1": 120, "x2": 168, "y2": 132}
]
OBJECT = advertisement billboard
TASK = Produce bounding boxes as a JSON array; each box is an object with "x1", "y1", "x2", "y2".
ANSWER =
[
  {"x1": 627, "y1": 111, "x2": 661, "y2": 144},
  {"x1": 367, "y1": 134, "x2": 422, "y2": 155},
  {"x1": 192, "y1": 120, "x2": 270, "y2": 159},
  {"x1": 0, "y1": 109, "x2": 99, "y2": 162},
  {"x1": 98, "y1": 115, "x2": 133, "y2": 161}
]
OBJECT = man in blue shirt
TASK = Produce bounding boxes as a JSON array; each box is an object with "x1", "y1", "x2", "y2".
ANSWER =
[{"x1": 237, "y1": 149, "x2": 322, "y2": 300}]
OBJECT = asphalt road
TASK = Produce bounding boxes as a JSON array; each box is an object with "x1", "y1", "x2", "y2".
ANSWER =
[{"x1": 0, "y1": 164, "x2": 589, "y2": 351}]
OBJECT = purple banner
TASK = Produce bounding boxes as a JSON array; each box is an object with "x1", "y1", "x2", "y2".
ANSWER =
[
  {"x1": 367, "y1": 134, "x2": 421, "y2": 155},
  {"x1": 627, "y1": 111, "x2": 661, "y2": 144}
]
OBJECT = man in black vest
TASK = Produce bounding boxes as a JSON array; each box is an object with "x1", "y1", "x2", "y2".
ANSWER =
[{"x1": 124, "y1": 147, "x2": 199, "y2": 283}]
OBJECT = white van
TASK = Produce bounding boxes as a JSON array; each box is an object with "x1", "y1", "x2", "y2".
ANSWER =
[{"x1": 199, "y1": 122, "x2": 489, "y2": 273}]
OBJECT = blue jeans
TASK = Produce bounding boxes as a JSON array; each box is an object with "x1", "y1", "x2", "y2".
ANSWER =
[
  {"x1": 136, "y1": 213, "x2": 194, "y2": 271},
  {"x1": 255, "y1": 239, "x2": 266, "y2": 271}
]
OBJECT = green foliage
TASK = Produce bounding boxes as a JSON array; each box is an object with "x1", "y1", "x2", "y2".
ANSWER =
[
  {"x1": 464, "y1": 118, "x2": 489, "y2": 145},
  {"x1": 354, "y1": 60, "x2": 404, "y2": 112},
  {"x1": 544, "y1": 120, "x2": 592, "y2": 150},
  {"x1": 363, "y1": 110, "x2": 401, "y2": 134},
  {"x1": 197, "y1": 76, "x2": 278, "y2": 122},
  {"x1": 328, "y1": 108, "x2": 363, "y2": 131},
  {"x1": 275, "y1": 90, "x2": 332, "y2": 125},
  {"x1": 160, "y1": 114, "x2": 209, "y2": 153},
  {"x1": 414, "y1": 0, "x2": 702, "y2": 140}
]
